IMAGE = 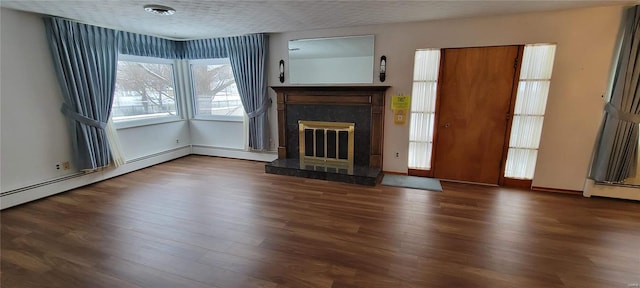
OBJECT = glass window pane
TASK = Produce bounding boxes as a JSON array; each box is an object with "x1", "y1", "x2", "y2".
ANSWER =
[
  {"x1": 509, "y1": 116, "x2": 544, "y2": 149},
  {"x1": 113, "y1": 61, "x2": 177, "y2": 121},
  {"x1": 414, "y1": 50, "x2": 440, "y2": 81},
  {"x1": 514, "y1": 81, "x2": 550, "y2": 115},
  {"x1": 191, "y1": 60, "x2": 243, "y2": 118},
  {"x1": 408, "y1": 142, "x2": 432, "y2": 169},
  {"x1": 504, "y1": 148, "x2": 538, "y2": 179},
  {"x1": 519, "y1": 44, "x2": 556, "y2": 80},
  {"x1": 409, "y1": 112, "x2": 435, "y2": 142},
  {"x1": 410, "y1": 113, "x2": 425, "y2": 142},
  {"x1": 411, "y1": 82, "x2": 438, "y2": 113}
]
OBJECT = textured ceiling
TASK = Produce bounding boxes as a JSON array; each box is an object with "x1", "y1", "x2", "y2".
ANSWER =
[{"x1": 0, "y1": 0, "x2": 636, "y2": 40}]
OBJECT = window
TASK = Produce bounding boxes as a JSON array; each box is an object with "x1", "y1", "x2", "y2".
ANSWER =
[
  {"x1": 112, "y1": 56, "x2": 179, "y2": 124},
  {"x1": 408, "y1": 49, "x2": 441, "y2": 170},
  {"x1": 190, "y1": 59, "x2": 243, "y2": 121},
  {"x1": 504, "y1": 44, "x2": 556, "y2": 179}
]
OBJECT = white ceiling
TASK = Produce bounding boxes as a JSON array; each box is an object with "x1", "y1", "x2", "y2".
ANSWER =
[{"x1": 1, "y1": 0, "x2": 636, "y2": 40}]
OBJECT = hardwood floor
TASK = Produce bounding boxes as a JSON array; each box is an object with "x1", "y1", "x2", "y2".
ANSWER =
[{"x1": 2, "y1": 155, "x2": 639, "y2": 288}]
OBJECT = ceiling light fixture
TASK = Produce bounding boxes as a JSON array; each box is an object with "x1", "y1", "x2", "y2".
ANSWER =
[{"x1": 144, "y1": 4, "x2": 176, "y2": 16}]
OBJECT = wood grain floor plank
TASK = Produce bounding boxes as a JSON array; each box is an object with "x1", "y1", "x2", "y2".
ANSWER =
[{"x1": 2, "y1": 155, "x2": 639, "y2": 287}]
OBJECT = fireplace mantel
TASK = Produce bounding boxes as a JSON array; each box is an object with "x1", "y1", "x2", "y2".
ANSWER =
[{"x1": 271, "y1": 86, "x2": 389, "y2": 168}]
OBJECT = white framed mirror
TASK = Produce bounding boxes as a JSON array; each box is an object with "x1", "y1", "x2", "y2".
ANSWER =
[{"x1": 288, "y1": 35, "x2": 374, "y2": 84}]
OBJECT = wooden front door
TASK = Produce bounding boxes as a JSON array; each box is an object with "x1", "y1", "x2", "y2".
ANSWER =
[{"x1": 433, "y1": 46, "x2": 521, "y2": 185}]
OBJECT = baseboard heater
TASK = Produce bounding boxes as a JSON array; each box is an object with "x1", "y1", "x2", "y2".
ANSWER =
[
  {"x1": 593, "y1": 181, "x2": 640, "y2": 188},
  {"x1": 0, "y1": 172, "x2": 86, "y2": 198},
  {"x1": 126, "y1": 146, "x2": 190, "y2": 163},
  {"x1": 0, "y1": 146, "x2": 190, "y2": 198}
]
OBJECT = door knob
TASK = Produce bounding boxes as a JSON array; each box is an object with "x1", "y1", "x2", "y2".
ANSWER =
[{"x1": 444, "y1": 123, "x2": 450, "y2": 128}]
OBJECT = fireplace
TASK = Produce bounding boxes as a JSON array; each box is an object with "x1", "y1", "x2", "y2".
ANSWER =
[
  {"x1": 265, "y1": 86, "x2": 389, "y2": 185},
  {"x1": 299, "y1": 120, "x2": 355, "y2": 173}
]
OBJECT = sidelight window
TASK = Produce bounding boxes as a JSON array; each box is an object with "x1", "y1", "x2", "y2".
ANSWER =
[
  {"x1": 504, "y1": 44, "x2": 556, "y2": 179},
  {"x1": 408, "y1": 49, "x2": 441, "y2": 170}
]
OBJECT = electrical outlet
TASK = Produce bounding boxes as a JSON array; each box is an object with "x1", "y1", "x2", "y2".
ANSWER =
[
  {"x1": 55, "y1": 163, "x2": 61, "y2": 170},
  {"x1": 395, "y1": 152, "x2": 400, "y2": 158},
  {"x1": 176, "y1": 139, "x2": 180, "y2": 144},
  {"x1": 62, "y1": 161, "x2": 71, "y2": 170}
]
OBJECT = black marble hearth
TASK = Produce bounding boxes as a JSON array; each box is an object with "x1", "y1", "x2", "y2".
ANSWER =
[{"x1": 265, "y1": 159, "x2": 381, "y2": 186}]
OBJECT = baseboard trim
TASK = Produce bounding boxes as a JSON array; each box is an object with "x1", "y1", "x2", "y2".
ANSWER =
[
  {"x1": 0, "y1": 146, "x2": 191, "y2": 210},
  {"x1": 502, "y1": 178, "x2": 533, "y2": 189},
  {"x1": 440, "y1": 179, "x2": 498, "y2": 187},
  {"x1": 191, "y1": 145, "x2": 277, "y2": 162},
  {"x1": 532, "y1": 186, "x2": 582, "y2": 195},
  {"x1": 382, "y1": 171, "x2": 408, "y2": 176},
  {"x1": 408, "y1": 168, "x2": 431, "y2": 177}
]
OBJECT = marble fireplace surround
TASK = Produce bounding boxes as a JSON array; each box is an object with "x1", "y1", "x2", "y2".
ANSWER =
[{"x1": 270, "y1": 86, "x2": 389, "y2": 168}]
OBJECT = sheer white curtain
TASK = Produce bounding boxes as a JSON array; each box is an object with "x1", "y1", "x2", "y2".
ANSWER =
[
  {"x1": 105, "y1": 117, "x2": 126, "y2": 167},
  {"x1": 504, "y1": 44, "x2": 556, "y2": 179},
  {"x1": 408, "y1": 49, "x2": 440, "y2": 170}
]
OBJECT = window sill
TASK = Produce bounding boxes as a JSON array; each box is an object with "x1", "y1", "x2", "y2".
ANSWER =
[
  {"x1": 191, "y1": 116, "x2": 243, "y2": 123},
  {"x1": 114, "y1": 116, "x2": 184, "y2": 130}
]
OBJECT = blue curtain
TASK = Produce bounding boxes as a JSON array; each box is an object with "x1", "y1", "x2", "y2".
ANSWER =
[
  {"x1": 184, "y1": 38, "x2": 228, "y2": 59},
  {"x1": 590, "y1": 5, "x2": 640, "y2": 183},
  {"x1": 45, "y1": 17, "x2": 269, "y2": 157},
  {"x1": 119, "y1": 31, "x2": 183, "y2": 59},
  {"x1": 225, "y1": 34, "x2": 270, "y2": 150},
  {"x1": 44, "y1": 17, "x2": 119, "y2": 170}
]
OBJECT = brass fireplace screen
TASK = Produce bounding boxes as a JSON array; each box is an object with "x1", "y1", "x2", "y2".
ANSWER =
[{"x1": 298, "y1": 121, "x2": 355, "y2": 171}]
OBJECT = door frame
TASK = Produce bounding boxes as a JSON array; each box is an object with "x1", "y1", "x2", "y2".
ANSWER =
[
  {"x1": 497, "y1": 45, "x2": 531, "y2": 188},
  {"x1": 410, "y1": 45, "x2": 526, "y2": 186}
]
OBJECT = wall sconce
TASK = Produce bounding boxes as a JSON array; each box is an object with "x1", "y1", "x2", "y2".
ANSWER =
[
  {"x1": 379, "y1": 55, "x2": 386, "y2": 82},
  {"x1": 279, "y1": 60, "x2": 285, "y2": 83}
]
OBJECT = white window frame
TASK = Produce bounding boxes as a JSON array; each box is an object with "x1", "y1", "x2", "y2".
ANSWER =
[
  {"x1": 113, "y1": 54, "x2": 182, "y2": 129},
  {"x1": 189, "y1": 58, "x2": 244, "y2": 122}
]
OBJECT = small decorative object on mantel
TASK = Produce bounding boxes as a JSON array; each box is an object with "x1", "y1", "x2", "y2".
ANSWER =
[
  {"x1": 379, "y1": 55, "x2": 387, "y2": 82},
  {"x1": 279, "y1": 60, "x2": 285, "y2": 83}
]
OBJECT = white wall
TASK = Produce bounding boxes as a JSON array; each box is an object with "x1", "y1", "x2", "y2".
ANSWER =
[
  {"x1": 269, "y1": 5, "x2": 627, "y2": 192},
  {"x1": 189, "y1": 118, "x2": 277, "y2": 162},
  {"x1": 117, "y1": 121, "x2": 190, "y2": 161},
  {"x1": 1, "y1": 8, "x2": 75, "y2": 191},
  {"x1": 190, "y1": 120, "x2": 244, "y2": 150},
  {"x1": 0, "y1": 8, "x2": 192, "y2": 208}
]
